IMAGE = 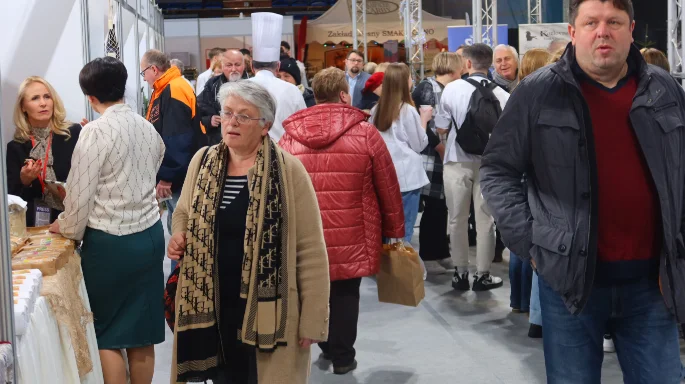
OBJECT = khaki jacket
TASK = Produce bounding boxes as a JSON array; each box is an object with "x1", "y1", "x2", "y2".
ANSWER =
[{"x1": 170, "y1": 146, "x2": 330, "y2": 383}]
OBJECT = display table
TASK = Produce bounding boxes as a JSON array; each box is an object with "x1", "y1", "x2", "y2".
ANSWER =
[{"x1": 12, "y1": 230, "x2": 103, "y2": 384}]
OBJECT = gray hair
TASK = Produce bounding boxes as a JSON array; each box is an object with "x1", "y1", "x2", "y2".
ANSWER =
[
  {"x1": 142, "y1": 49, "x2": 171, "y2": 72},
  {"x1": 548, "y1": 39, "x2": 570, "y2": 53},
  {"x1": 170, "y1": 59, "x2": 184, "y2": 69},
  {"x1": 494, "y1": 44, "x2": 519, "y2": 63},
  {"x1": 217, "y1": 80, "x2": 276, "y2": 127}
]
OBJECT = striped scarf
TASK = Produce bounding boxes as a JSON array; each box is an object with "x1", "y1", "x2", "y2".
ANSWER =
[{"x1": 174, "y1": 137, "x2": 289, "y2": 382}]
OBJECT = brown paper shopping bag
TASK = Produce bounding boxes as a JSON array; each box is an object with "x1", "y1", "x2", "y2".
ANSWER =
[{"x1": 377, "y1": 243, "x2": 425, "y2": 307}]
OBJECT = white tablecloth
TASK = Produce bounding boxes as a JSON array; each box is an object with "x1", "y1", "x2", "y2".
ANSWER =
[{"x1": 16, "y1": 278, "x2": 103, "y2": 383}]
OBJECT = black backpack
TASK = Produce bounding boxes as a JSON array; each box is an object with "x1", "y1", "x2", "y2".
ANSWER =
[{"x1": 455, "y1": 78, "x2": 502, "y2": 155}]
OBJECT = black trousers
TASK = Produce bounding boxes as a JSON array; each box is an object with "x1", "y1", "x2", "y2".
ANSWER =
[
  {"x1": 419, "y1": 196, "x2": 450, "y2": 261},
  {"x1": 318, "y1": 277, "x2": 362, "y2": 367},
  {"x1": 213, "y1": 345, "x2": 258, "y2": 384}
]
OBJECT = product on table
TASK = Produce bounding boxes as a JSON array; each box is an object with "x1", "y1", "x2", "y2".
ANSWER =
[
  {"x1": 8, "y1": 204, "x2": 27, "y2": 238},
  {"x1": 12, "y1": 249, "x2": 70, "y2": 276},
  {"x1": 10, "y1": 236, "x2": 29, "y2": 255}
]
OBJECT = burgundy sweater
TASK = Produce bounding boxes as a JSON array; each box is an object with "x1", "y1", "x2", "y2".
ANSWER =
[{"x1": 579, "y1": 74, "x2": 660, "y2": 280}]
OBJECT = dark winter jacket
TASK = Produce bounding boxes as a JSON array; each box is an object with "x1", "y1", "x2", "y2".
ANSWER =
[
  {"x1": 146, "y1": 66, "x2": 201, "y2": 191},
  {"x1": 302, "y1": 86, "x2": 316, "y2": 108},
  {"x1": 198, "y1": 74, "x2": 227, "y2": 146},
  {"x1": 481, "y1": 44, "x2": 685, "y2": 321}
]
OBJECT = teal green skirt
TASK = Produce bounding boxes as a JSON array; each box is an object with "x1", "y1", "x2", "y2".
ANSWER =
[{"x1": 81, "y1": 221, "x2": 165, "y2": 349}]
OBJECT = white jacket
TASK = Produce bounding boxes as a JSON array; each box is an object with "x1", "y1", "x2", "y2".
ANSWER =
[
  {"x1": 249, "y1": 71, "x2": 307, "y2": 142},
  {"x1": 371, "y1": 103, "x2": 429, "y2": 192}
]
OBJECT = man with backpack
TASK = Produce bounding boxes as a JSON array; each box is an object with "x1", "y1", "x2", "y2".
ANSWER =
[{"x1": 435, "y1": 43, "x2": 509, "y2": 291}]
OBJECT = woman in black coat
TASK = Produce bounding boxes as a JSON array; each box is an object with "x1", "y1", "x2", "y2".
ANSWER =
[{"x1": 7, "y1": 76, "x2": 81, "y2": 227}]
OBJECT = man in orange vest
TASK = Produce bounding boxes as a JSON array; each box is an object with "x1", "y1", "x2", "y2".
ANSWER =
[{"x1": 141, "y1": 49, "x2": 200, "y2": 269}]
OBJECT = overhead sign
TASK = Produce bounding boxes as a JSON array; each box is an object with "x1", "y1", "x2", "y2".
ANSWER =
[
  {"x1": 518, "y1": 23, "x2": 570, "y2": 54},
  {"x1": 366, "y1": 0, "x2": 400, "y2": 14},
  {"x1": 447, "y1": 25, "x2": 508, "y2": 51}
]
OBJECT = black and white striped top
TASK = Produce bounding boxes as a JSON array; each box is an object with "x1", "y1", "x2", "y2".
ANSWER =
[{"x1": 220, "y1": 176, "x2": 248, "y2": 209}]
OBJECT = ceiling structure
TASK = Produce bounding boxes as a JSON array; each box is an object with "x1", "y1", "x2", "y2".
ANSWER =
[{"x1": 157, "y1": 0, "x2": 336, "y2": 19}]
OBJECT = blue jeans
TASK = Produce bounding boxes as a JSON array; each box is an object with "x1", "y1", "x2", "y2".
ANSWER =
[
  {"x1": 166, "y1": 191, "x2": 182, "y2": 272},
  {"x1": 401, "y1": 189, "x2": 421, "y2": 244},
  {"x1": 509, "y1": 252, "x2": 533, "y2": 311},
  {"x1": 538, "y1": 275, "x2": 681, "y2": 384},
  {"x1": 529, "y1": 272, "x2": 542, "y2": 326}
]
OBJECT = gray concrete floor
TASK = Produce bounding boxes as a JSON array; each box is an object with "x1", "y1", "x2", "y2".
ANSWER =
[{"x1": 152, "y1": 212, "x2": 681, "y2": 384}]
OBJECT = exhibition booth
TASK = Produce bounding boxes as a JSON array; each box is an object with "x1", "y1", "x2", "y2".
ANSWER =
[
  {"x1": 0, "y1": 1, "x2": 164, "y2": 381},
  {"x1": 0, "y1": 0, "x2": 164, "y2": 147},
  {"x1": 163, "y1": 16, "x2": 296, "y2": 74},
  {"x1": 305, "y1": 0, "x2": 462, "y2": 73}
]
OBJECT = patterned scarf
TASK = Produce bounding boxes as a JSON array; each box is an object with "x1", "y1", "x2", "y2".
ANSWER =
[
  {"x1": 29, "y1": 127, "x2": 63, "y2": 211},
  {"x1": 175, "y1": 136, "x2": 289, "y2": 382}
]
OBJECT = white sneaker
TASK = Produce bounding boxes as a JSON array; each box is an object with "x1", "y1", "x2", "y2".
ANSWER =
[
  {"x1": 603, "y1": 335, "x2": 615, "y2": 353},
  {"x1": 423, "y1": 261, "x2": 448, "y2": 275},
  {"x1": 437, "y1": 258, "x2": 454, "y2": 270}
]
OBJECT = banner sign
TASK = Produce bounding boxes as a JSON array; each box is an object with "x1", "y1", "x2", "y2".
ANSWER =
[
  {"x1": 447, "y1": 25, "x2": 508, "y2": 51},
  {"x1": 518, "y1": 23, "x2": 570, "y2": 54}
]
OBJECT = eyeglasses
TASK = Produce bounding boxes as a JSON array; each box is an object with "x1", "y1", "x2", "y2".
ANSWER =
[
  {"x1": 220, "y1": 110, "x2": 264, "y2": 125},
  {"x1": 140, "y1": 65, "x2": 153, "y2": 77},
  {"x1": 347, "y1": 58, "x2": 363, "y2": 63}
]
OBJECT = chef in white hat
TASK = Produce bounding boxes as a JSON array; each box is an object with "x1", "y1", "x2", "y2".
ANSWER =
[{"x1": 249, "y1": 12, "x2": 307, "y2": 142}]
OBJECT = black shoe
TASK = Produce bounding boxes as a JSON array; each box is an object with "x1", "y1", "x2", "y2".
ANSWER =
[
  {"x1": 528, "y1": 324, "x2": 543, "y2": 338},
  {"x1": 472, "y1": 272, "x2": 503, "y2": 291},
  {"x1": 451, "y1": 270, "x2": 470, "y2": 291},
  {"x1": 333, "y1": 360, "x2": 358, "y2": 375},
  {"x1": 319, "y1": 352, "x2": 331, "y2": 360}
]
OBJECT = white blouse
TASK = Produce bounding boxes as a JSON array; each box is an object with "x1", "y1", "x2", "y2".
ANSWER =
[
  {"x1": 57, "y1": 103, "x2": 165, "y2": 240},
  {"x1": 370, "y1": 103, "x2": 430, "y2": 192}
]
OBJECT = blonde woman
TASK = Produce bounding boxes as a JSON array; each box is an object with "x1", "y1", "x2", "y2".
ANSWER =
[
  {"x1": 6, "y1": 77, "x2": 81, "y2": 226},
  {"x1": 519, "y1": 48, "x2": 553, "y2": 79},
  {"x1": 640, "y1": 48, "x2": 670, "y2": 72},
  {"x1": 411, "y1": 52, "x2": 463, "y2": 274}
]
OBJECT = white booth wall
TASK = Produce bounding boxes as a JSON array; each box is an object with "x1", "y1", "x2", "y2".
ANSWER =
[
  {"x1": 0, "y1": 0, "x2": 88, "y2": 146},
  {"x1": 0, "y1": 0, "x2": 163, "y2": 147},
  {"x1": 164, "y1": 17, "x2": 295, "y2": 73}
]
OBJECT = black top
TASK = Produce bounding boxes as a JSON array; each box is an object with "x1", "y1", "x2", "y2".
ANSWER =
[
  {"x1": 6, "y1": 124, "x2": 81, "y2": 226},
  {"x1": 215, "y1": 175, "x2": 252, "y2": 377},
  {"x1": 411, "y1": 79, "x2": 444, "y2": 148},
  {"x1": 359, "y1": 92, "x2": 379, "y2": 111},
  {"x1": 303, "y1": 87, "x2": 316, "y2": 108}
]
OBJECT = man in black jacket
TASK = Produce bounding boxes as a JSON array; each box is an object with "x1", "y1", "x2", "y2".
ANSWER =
[
  {"x1": 481, "y1": 0, "x2": 685, "y2": 382},
  {"x1": 198, "y1": 49, "x2": 248, "y2": 145}
]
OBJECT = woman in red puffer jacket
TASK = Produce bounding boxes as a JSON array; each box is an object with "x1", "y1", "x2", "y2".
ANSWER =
[{"x1": 280, "y1": 67, "x2": 405, "y2": 376}]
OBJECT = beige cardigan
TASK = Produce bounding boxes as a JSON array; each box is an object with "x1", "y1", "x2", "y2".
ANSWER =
[{"x1": 170, "y1": 146, "x2": 330, "y2": 384}]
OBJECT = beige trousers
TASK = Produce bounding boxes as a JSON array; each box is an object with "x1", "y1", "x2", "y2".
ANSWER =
[{"x1": 443, "y1": 161, "x2": 495, "y2": 273}]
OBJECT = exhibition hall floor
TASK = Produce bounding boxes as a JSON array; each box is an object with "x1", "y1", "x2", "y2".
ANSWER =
[{"x1": 151, "y1": 212, "x2": 669, "y2": 384}]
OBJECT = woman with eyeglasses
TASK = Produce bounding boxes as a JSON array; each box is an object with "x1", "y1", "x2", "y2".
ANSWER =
[{"x1": 166, "y1": 80, "x2": 330, "y2": 383}]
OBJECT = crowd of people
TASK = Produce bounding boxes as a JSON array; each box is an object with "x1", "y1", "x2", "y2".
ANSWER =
[{"x1": 5, "y1": 0, "x2": 685, "y2": 383}]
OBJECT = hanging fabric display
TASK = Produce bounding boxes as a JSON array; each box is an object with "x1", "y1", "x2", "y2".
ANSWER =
[{"x1": 105, "y1": 0, "x2": 120, "y2": 59}]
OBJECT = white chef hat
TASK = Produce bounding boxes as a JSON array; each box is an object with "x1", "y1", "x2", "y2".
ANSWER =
[{"x1": 251, "y1": 12, "x2": 283, "y2": 62}]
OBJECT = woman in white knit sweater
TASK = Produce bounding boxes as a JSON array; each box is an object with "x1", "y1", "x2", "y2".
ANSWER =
[{"x1": 50, "y1": 57, "x2": 166, "y2": 384}]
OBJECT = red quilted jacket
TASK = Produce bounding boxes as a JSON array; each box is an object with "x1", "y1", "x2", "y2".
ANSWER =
[{"x1": 280, "y1": 104, "x2": 405, "y2": 281}]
